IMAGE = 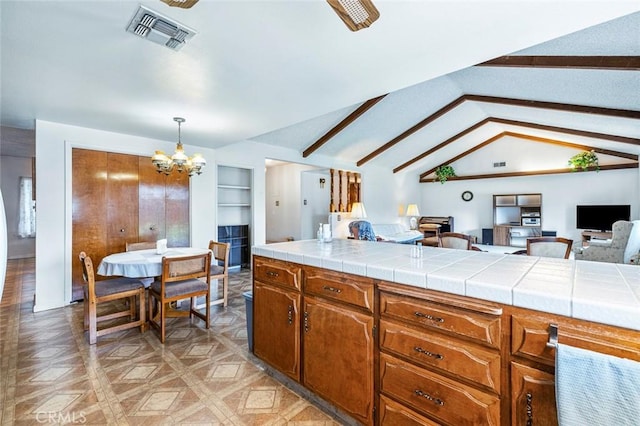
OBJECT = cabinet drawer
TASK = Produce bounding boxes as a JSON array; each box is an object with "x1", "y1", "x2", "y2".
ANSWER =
[
  {"x1": 304, "y1": 266, "x2": 374, "y2": 311},
  {"x1": 380, "y1": 354, "x2": 500, "y2": 426},
  {"x1": 254, "y1": 257, "x2": 301, "y2": 290},
  {"x1": 511, "y1": 312, "x2": 640, "y2": 366},
  {"x1": 380, "y1": 292, "x2": 501, "y2": 348},
  {"x1": 379, "y1": 395, "x2": 442, "y2": 426},
  {"x1": 380, "y1": 319, "x2": 501, "y2": 394}
]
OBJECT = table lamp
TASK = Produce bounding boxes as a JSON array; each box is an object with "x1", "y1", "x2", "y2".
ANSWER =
[{"x1": 406, "y1": 204, "x2": 420, "y2": 230}]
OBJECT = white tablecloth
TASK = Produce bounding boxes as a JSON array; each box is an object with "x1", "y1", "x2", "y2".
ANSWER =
[{"x1": 97, "y1": 247, "x2": 211, "y2": 278}]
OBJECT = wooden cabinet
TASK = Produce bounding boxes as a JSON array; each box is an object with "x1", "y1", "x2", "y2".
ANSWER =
[
  {"x1": 303, "y1": 266, "x2": 375, "y2": 425},
  {"x1": 493, "y1": 193, "x2": 542, "y2": 247},
  {"x1": 252, "y1": 257, "x2": 302, "y2": 381},
  {"x1": 72, "y1": 148, "x2": 189, "y2": 301},
  {"x1": 252, "y1": 256, "x2": 640, "y2": 426},
  {"x1": 508, "y1": 307, "x2": 640, "y2": 426},
  {"x1": 378, "y1": 286, "x2": 503, "y2": 426},
  {"x1": 303, "y1": 295, "x2": 375, "y2": 425}
]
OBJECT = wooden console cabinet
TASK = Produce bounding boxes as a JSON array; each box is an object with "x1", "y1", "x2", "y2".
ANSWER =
[
  {"x1": 252, "y1": 255, "x2": 640, "y2": 426},
  {"x1": 493, "y1": 193, "x2": 542, "y2": 247}
]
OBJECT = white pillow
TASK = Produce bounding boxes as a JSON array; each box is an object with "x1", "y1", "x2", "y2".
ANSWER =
[{"x1": 623, "y1": 220, "x2": 640, "y2": 263}]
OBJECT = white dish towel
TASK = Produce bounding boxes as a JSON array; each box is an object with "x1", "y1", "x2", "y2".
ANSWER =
[{"x1": 556, "y1": 343, "x2": 640, "y2": 426}]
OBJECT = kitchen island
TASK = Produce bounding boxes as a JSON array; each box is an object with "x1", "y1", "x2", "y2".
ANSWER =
[{"x1": 252, "y1": 239, "x2": 639, "y2": 426}]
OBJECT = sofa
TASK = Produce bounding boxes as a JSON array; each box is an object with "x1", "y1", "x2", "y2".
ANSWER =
[
  {"x1": 371, "y1": 223, "x2": 423, "y2": 244},
  {"x1": 574, "y1": 220, "x2": 640, "y2": 264}
]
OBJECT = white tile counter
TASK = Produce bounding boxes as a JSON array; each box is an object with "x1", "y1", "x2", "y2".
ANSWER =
[{"x1": 252, "y1": 239, "x2": 640, "y2": 331}]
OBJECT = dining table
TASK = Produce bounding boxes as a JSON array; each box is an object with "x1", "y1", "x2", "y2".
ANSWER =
[{"x1": 97, "y1": 247, "x2": 212, "y2": 279}]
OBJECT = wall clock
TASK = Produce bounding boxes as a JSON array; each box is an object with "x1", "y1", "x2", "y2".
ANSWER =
[{"x1": 461, "y1": 191, "x2": 473, "y2": 202}]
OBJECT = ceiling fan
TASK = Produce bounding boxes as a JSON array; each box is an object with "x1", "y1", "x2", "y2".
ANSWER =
[{"x1": 160, "y1": 0, "x2": 380, "y2": 31}]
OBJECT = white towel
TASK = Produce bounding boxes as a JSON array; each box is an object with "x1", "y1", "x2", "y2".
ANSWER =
[{"x1": 556, "y1": 343, "x2": 640, "y2": 426}]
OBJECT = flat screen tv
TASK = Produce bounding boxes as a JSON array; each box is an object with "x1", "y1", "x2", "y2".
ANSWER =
[{"x1": 576, "y1": 205, "x2": 630, "y2": 231}]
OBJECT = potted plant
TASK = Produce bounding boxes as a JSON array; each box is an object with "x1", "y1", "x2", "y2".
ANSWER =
[
  {"x1": 568, "y1": 150, "x2": 599, "y2": 171},
  {"x1": 435, "y1": 165, "x2": 456, "y2": 184}
]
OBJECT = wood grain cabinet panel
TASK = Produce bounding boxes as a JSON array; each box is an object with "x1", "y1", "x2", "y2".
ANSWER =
[
  {"x1": 138, "y1": 157, "x2": 167, "y2": 243},
  {"x1": 380, "y1": 319, "x2": 502, "y2": 394},
  {"x1": 380, "y1": 353, "x2": 500, "y2": 426},
  {"x1": 253, "y1": 258, "x2": 302, "y2": 290},
  {"x1": 303, "y1": 295, "x2": 374, "y2": 425},
  {"x1": 510, "y1": 362, "x2": 557, "y2": 426},
  {"x1": 304, "y1": 266, "x2": 374, "y2": 311},
  {"x1": 253, "y1": 280, "x2": 300, "y2": 381},
  {"x1": 379, "y1": 395, "x2": 442, "y2": 426},
  {"x1": 380, "y1": 292, "x2": 502, "y2": 348}
]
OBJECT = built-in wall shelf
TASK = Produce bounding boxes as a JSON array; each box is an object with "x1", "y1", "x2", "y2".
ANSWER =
[
  {"x1": 217, "y1": 165, "x2": 252, "y2": 237},
  {"x1": 218, "y1": 184, "x2": 251, "y2": 190}
]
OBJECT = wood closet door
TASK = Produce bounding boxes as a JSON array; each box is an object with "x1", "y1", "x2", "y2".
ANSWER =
[
  {"x1": 138, "y1": 158, "x2": 166, "y2": 243},
  {"x1": 165, "y1": 170, "x2": 189, "y2": 247},
  {"x1": 106, "y1": 153, "x2": 139, "y2": 255},
  {"x1": 72, "y1": 149, "x2": 108, "y2": 301}
]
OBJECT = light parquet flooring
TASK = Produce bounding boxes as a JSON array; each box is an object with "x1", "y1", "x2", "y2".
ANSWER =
[{"x1": 0, "y1": 258, "x2": 342, "y2": 425}]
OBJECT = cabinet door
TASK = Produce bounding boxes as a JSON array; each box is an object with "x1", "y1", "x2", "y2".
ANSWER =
[
  {"x1": 253, "y1": 281, "x2": 301, "y2": 381},
  {"x1": 303, "y1": 296, "x2": 374, "y2": 425},
  {"x1": 493, "y1": 226, "x2": 510, "y2": 246},
  {"x1": 511, "y1": 362, "x2": 557, "y2": 426}
]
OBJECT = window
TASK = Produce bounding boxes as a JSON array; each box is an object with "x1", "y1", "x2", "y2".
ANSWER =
[{"x1": 18, "y1": 176, "x2": 35, "y2": 238}]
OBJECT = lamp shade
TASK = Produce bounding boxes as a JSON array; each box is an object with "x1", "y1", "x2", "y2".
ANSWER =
[
  {"x1": 351, "y1": 202, "x2": 367, "y2": 219},
  {"x1": 406, "y1": 204, "x2": 420, "y2": 217}
]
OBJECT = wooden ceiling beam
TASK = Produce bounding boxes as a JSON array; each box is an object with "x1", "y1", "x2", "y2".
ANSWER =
[
  {"x1": 419, "y1": 131, "x2": 638, "y2": 181},
  {"x1": 394, "y1": 117, "x2": 640, "y2": 173},
  {"x1": 359, "y1": 94, "x2": 640, "y2": 167},
  {"x1": 302, "y1": 94, "x2": 387, "y2": 158},
  {"x1": 477, "y1": 55, "x2": 640, "y2": 70},
  {"x1": 419, "y1": 163, "x2": 638, "y2": 183}
]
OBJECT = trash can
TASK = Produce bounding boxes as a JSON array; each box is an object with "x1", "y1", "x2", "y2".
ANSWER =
[{"x1": 242, "y1": 291, "x2": 253, "y2": 352}]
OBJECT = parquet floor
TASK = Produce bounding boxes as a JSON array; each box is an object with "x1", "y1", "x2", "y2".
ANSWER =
[{"x1": 0, "y1": 258, "x2": 341, "y2": 425}]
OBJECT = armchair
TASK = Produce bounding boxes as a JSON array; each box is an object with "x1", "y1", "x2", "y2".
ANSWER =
[{"x1": 575, "y1": 220, "x2": 640, "y2": 264}]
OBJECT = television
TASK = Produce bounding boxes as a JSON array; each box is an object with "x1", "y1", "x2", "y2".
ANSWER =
[{"x1": 576, "y1": 205, "x2": 631, "y2": 231}]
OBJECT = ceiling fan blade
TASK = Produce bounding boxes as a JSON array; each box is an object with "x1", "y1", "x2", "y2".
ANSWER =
[{"x1": 160, "y1": 0, "x2": 199, "y2": 9}]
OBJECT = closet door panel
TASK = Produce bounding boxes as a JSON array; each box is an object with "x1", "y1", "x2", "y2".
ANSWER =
[
  {"x1": 106, "y1": 153, "x2": 139, "y2": 255},
  {"x1": 71, "y1": 148, "x2": 108, "y2": 301},
  {"x1": 165, "y1": 171, "x2": 189, "y2": 247},
  {"x1": 138, "y1": 158, "x2": 166, "y2": 243}
]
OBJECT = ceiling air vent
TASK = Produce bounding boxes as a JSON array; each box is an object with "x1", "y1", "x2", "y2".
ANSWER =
[
  {"x1": 126, "y1": 5, "x2": 196, "y2": 51},
  {"x1": 493, "y1": 161, "x2": 507, "y2": 168}
]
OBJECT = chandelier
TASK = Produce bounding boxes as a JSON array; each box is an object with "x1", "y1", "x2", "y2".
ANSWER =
[{"x1": 151, "y1": 117, "x2": 206, "y2": 176}]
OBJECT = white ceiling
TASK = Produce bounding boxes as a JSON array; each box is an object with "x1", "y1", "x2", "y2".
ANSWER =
[{"x1": 1, "y1": 1, "x2": 639, "y2": 174}]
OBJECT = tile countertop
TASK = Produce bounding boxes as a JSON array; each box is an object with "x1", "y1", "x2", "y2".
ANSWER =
[{"x1": 252, "y1": 239, "x2": 640, "y2": 332}]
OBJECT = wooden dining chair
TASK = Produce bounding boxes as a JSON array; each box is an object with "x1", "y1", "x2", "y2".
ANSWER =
[
  {"x1": 526, "y1": 237, "x2": 574, "y2": 259},
  {"x1": 78, "y1": 251, "x2": 146, "y2": 344},
  {"x1": 126, "y1": 241, "x2": 156, "y2": 251},
  {"x1": 209, "y1": 240, "x2": 230, "y2": 307},
  {"x1": 147, "y1": 252, "x2": 212, "y2": 343},
  {"x1": 438, "y1": 232, "x2": 474, "y2": 250}
]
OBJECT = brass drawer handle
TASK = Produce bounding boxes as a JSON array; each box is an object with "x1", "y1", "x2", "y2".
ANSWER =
[
  {"x1": 287, "y1": 305, "x2": 293, "y2": 325},
  {"x1": 266, "y1": 271, "x2": 279, "y2": 278},
  {"x1": 526, "y1": 392, "x2": 533, "y2": 426},
  {"x1": 414, "y1": 346, "x2": 443, "y2": 360},
  {"x1": 323, "y1": 285, "x2": 342, "y2": 294},
  {"x1": 304, "y1": 312, "x2": 309, "y2": 332},
  {"x1": 414, "y1": 389, "x2": 444, "y2": 406},
  {"x1": 414, "y1": 311, "x2": 444, "y2": 323}
]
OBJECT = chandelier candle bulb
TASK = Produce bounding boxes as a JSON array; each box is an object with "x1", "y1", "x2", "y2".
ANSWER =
[{"x1": 151, "y1": 117, "x2": 206, "y2": 176}]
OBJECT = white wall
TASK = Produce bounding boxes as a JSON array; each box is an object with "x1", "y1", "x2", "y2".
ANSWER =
[
  {"x1": 420, "y1": 168, "x2": 639, "y2": 244},
  {"x1": 0, "y1": 155, "x2": 35, "y2": 258}
]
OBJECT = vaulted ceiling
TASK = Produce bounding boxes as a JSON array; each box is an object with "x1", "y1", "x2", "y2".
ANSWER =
[{"x1": 1, "y1": 2, "x2": 639, "y2": 180}]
